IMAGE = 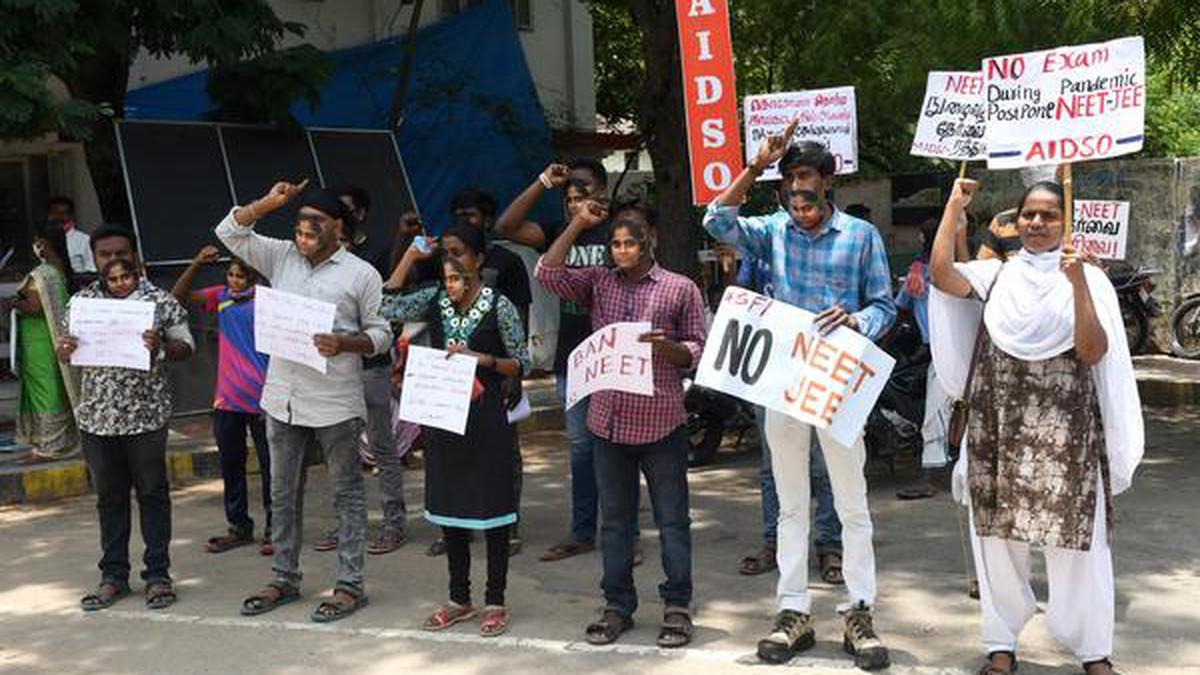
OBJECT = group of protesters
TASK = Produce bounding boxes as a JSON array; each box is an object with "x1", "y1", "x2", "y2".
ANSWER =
[{"x1": 12, "y1": 118, "x2": 1141, "y2": 675}]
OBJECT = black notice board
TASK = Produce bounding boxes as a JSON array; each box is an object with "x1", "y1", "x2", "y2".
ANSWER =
[
  {"x1": 118, "y1": 123, "x2": 234, "y2": 262},
  {"x1": 221, "y1": 126, "x2": 321, "y2": 241},
  {"x1": 309, "y1": 130, "x2": 417, "y2": 268}
]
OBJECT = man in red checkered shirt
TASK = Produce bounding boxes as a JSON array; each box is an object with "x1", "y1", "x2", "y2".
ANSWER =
[{"x1": 536, "y1": 201, "x2": 706, "y2": 649}]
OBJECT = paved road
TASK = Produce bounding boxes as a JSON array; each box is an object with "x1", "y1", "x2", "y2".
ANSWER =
[{"x1": 2, "y1": 412, "x2": 1198, "y2": 675}]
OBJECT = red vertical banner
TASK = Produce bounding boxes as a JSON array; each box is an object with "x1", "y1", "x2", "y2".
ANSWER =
[{"x1": 675, "y1": 0, "x2": 742, "y2": 206}]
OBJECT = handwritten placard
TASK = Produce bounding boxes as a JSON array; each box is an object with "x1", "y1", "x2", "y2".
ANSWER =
[
  {"x1": 398, "y1": 345, "x2": 478, "y2": 435},
  {"x1": 565, "y1": 322, "x2": 653, "y2": 410},
  {"x1": 69, "y1": 297, "x2": 156, "y2": 371},
  {"x1": 911, "y1": 71, "x2": 987, "y2": 161},
  {"x1": 254, "y1": 286, "x2": 336, "y2": 373},
  {"x1": 695, "y1": 287, "x2": 895, "y2": 446},
  {"x1": 744, "y1": 87, "x2": 858, "y2": 179},
  {"x1": 982, "y1": 36, "x2": 1145, "y2": 169},
  {"x1": 1072, "y1": 199, "x2": 1130, "y2": 260}
]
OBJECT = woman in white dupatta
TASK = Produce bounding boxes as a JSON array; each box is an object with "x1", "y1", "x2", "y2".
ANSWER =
[{"x1": 928, "y1": 178, "x2": 1142, "y2": 675}]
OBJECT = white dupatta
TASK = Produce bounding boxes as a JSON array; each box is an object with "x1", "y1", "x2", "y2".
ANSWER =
[{"x1": 929, "y1": 249, "x2": 1144, "y2": 500}]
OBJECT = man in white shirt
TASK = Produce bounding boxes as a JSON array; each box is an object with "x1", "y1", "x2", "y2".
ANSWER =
[{"x1": 47, "y1": 196, "x2": 96, "y2": 274}]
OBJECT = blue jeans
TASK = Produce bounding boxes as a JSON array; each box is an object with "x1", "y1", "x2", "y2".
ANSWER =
[
  {"x1": 212, "y1": 410, "x2": 271, "y2": 536},
  {"x1": 593, "y1": 428, "x2": 692, "y2": 618},
  {"x1": 557, "y1": 377, "x2": 598, "y2": 543},
  {"x1": 757, "y1": 407, "x2": 841, "y2": 553}
]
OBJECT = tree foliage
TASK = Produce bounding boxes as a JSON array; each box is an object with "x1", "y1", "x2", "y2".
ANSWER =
[
  {"x1": 0, "y1": 0, "x2": 331, "y2": 218},
  {"x1": 590, "y1": 0, "x2": 1200, "y2": 177}
]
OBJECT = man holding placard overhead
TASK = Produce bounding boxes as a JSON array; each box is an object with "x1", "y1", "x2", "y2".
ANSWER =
[
  {"x1": 703, "y1": 121, "x2": 895, "y2": 670},
  {"x1": 216, "y1": 180, "x2": 392, "y2": 624}
]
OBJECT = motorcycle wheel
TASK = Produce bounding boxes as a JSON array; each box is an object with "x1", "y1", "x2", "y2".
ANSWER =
[
  {"x1": 1121, "y1": 299, "x2": 1150, "y2": 355},
  {"x1": 1170, "y1": 296, "x2": 1200, "y2": 359},
  {"x1": 687, "y1": 415, "x2": 725, "y2": 468}
]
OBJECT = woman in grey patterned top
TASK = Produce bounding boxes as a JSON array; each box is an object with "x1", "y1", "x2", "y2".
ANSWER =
[{"x1": 929, "y1": 178, "x2": 1142, "y2": 675}]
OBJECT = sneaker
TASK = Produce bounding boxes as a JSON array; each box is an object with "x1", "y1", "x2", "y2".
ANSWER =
[
  {"x1": 756, "y1": 610, "x2": 815, "y2": 664},
  {"x1": 313, "y1": 528, "x2": 338, "y2": 552},
  {"x1": 842, "y1": 602, "x2": 890, "y2": 671}
]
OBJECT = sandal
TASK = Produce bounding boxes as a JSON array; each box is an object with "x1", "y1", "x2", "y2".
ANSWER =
[
  {"x1": 739, "y1": 546, "x2": 778, "y2": 576},
  {"x1": 896, "y1": 482, "x2": 938, "y2": 500},
  {"x1": 1083, "y1": 658, "x2": 1120, "y2": 675},
  {"x1": 508, "y1": 534, "x2": 523, "y2": 557},
  {"x1": 241, "y1": 581, "x2": 301, "y2": 616},
  {"x1": 978, "y1": 650, "x2": 1018, "y2": 674},
  {"x1": 423, "y1": 602, "x2": 477, "y2": 631},
  {"x1": 367, "y1": 526, "x2": 407, "y2": 555},
  {"x1": 585, "y1": 608, "x2": 634, "y2": 645},
  {"x1": 205, "y1": 528, "x2": 254, "y2": 554},
  {"x1": 80, "y1": 580, "x2": 130, "y2": 612},
  {"x1": 479, "y1": 605, "x2": 510, "y2": 637},
  {"x1": 426, "y1": 538, "x2": 447, "y2": 557},
  {"x1": 311, "y1": 589, "x2": 369, "y2": 623},
  {"x1": 145, "y1": 580, "x2": 177, "y2": 610},
  {"x1": 540, "y1": 539, "x2": 595, "y2": 562},
  {"x1": 818, "y1": 552, "x2": 845, "y2": 585},
  {"x1": 259, "y1": 536, "x2": 274, "y2": 557},
  {"x1": 657, "y1": 607, "x2": 694, "y2": 649},
  {"x1": 313, "y1": 528, "x2": 339, "y2": 552}
]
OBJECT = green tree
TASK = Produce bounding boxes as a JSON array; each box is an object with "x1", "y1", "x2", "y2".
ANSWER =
[
  {"x1": 589, "y1": 0, "x2": 1200, "y2": 273},
  {"x1": 0, "y1": 0, "x2": 331, "y2": 222}
]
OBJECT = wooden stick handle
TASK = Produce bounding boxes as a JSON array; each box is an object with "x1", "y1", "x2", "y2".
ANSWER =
[
  {"x1": 1061, "y1": 163, "x2": 1074, "y2": 243},
  {"x1": 958, "y1": 161, "x2": 968, "y2": 179}
]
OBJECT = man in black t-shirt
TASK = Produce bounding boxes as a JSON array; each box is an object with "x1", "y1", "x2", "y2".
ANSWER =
[
  {"x1": 495, "y1": 158, "x2": 641, "y2": 564},
  {"x1": 450, "y1": 188, "x2": 532, "y2": 328}
]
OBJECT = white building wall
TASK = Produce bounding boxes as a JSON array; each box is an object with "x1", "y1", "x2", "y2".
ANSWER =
[{"x1": 126, "y1": 0, "x2": 595, "y2": 131}]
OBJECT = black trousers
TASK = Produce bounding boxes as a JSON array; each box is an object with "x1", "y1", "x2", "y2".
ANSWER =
[
  {"x1": 444, "y1": 525, "x2": 510, "y2": 607},
  {"x1": 81, "y1": 428, "x2": 172, "y2": 583},
  {"x1": 212, "y1": 410, "x2": 271, "y2": 535}
]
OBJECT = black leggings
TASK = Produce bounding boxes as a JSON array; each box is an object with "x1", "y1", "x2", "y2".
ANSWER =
[{"x1": 444, "y1": 525, "x2": 510, "y2": 607}]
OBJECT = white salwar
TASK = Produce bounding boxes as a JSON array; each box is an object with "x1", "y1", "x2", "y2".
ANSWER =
[{"x1": 929, "y1": 249, "x2": 1143, "y2": 663}]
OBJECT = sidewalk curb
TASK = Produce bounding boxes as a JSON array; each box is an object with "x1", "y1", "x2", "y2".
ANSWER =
[
  {"x1": 0, "y1": 406, "x2": 565, "y2": 507},
  {"x1": 1137, "y1": 378, "x2": 1200, "y2": 408}
]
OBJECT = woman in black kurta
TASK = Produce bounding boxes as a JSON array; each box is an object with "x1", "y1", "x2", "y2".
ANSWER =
[{"x1": 382, "y1": 226, "x2": 530, "y2": 637}]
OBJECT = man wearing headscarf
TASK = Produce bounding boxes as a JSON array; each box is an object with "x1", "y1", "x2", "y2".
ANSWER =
[{"x1": 216, "y1": 181, "x2": 392, "y2": 624}]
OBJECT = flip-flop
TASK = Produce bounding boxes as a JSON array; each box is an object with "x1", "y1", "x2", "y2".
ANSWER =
[
  {"x1": 540, "y1": 540, "x2": 594, "y2": 562},
  {"x1": 423, "y1": 602, "x2": 477, "y2": 631},
  {"x1": 818, "y1": 552, "x2": 845, "y2": 585},
  {"x1": 479, "y1": 605, "x2": 510, "y2": 637},
  {"x1": 145, "y1": 581, "x2": 177, "y2": 610}
]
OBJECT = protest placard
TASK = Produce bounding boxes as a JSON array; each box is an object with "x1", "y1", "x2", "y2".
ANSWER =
[
  {"x1": 675, "y1": 0, "x2": 742, "y2": 205},
  {"x1": 694, "y1": 287, "x2": 894, "y2": 446},
  {"x1": 253, "y1": 286, "x2": 336, "y2": 373},
  {"x1": 982, "y1": 36, "x2": 1145, "y2": 169},
  {"x1": 565, "y1": 322, "x2": 653, "y2": 410},
  {"x1": 1072, "y1": 199, "x2": 1130, "y2": 260},
  {"x1": 398, "y1": 345, "x2": 478, "y2": 435},
  {"x1": 743, "y1": 87, "x2": 858, "y2": 179},
  {"x1": 911, "y1": 71, "x2": 987, "y2": 161},
  {"x1": 68, "y1": 297, "x2": 156, "y2": 371}
]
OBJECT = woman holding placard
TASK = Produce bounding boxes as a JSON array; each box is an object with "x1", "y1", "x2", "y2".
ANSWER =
[
  {"x1": 929, "y1": 178, "x2": 1141, "y2": 675},
  {"x1": 382, "y1": 225, "x2": 530, "y2": 638}
]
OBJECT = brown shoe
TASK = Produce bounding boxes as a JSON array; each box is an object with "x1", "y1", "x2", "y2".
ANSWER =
[
  {"x1": 366, "y1": 526, "x2": 407, "y2": 555},
  {"x1": 313, "y1": 528, "x2": 338, "y2": 552}
]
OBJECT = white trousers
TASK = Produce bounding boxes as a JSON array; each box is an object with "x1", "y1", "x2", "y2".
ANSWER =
[
  {"x1": 920, "y1": 362, "x2": 954, "y2": 468},
  {"x1": 971, "y1": 479, "x2": 1114, "y2": 662},
  {"x1": 765, "y1": 410, "x2": 876, "y2": 614}
]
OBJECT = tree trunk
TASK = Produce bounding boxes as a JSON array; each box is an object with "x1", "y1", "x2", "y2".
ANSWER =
[
  {"x1": 629, "y1": 1, "x2": 700, "y2": 279},
  {"x1": 60, "y1": 43, "x2": 133, "y2": 225}
]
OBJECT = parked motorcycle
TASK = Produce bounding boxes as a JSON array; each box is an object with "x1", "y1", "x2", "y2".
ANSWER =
[
  {"x1": 863, "y1": 309, "x2": 929, "y2": 468},
  {"x1": 1106, "y1": 263, "x2": 1161, "y2": 355},
  {"x1": 683, "y1": 379, "x2": 756, "y2": 468},
  {"x1": 1170, "y1": 292, "x2": 1200, "y2": 359}
]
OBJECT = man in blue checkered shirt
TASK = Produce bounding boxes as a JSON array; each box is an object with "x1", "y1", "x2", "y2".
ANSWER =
[{"x1": 702, "y1": 123, "x2": 895, "y2": 671}]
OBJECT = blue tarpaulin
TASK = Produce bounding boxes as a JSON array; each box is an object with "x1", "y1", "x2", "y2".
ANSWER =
[{"x1": 125, "y1": 0, "x2": 560, "y2": 231}]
